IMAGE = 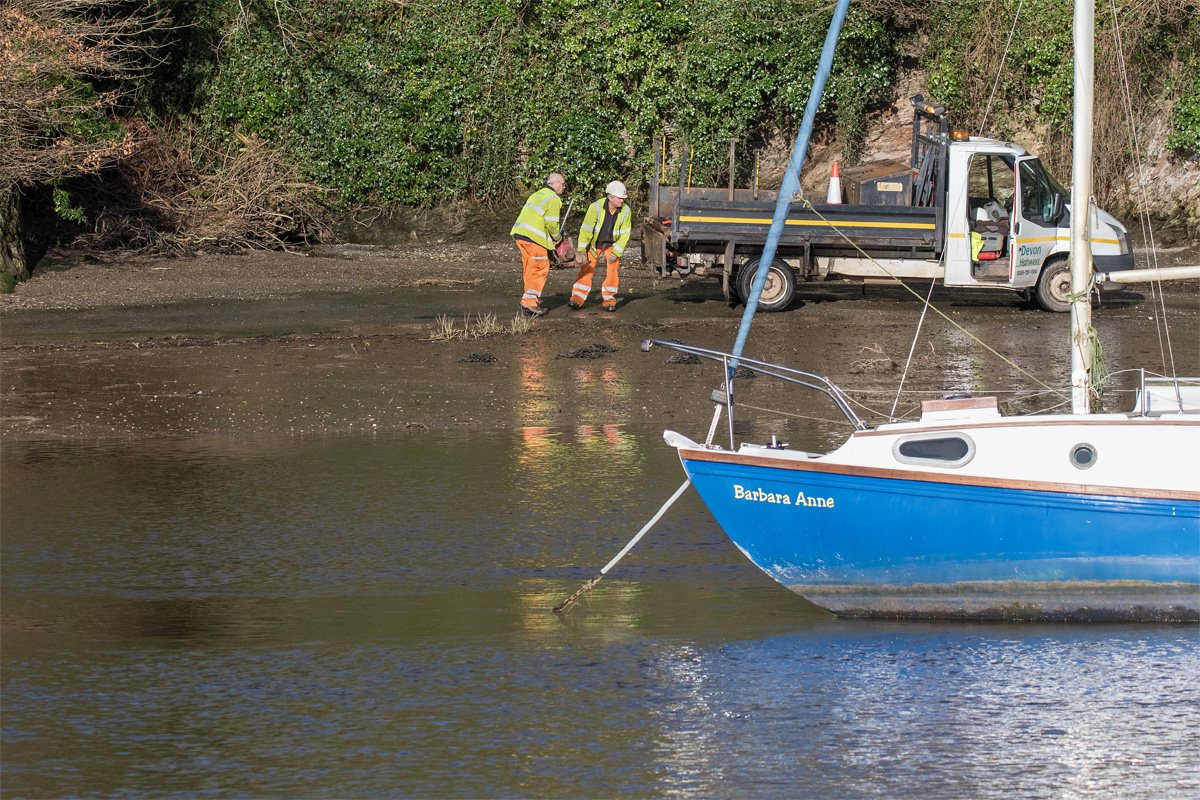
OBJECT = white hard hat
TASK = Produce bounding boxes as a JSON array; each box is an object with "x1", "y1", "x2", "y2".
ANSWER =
[{"x1": 605, "y1": 180, "x2": 627, "y2": 199}]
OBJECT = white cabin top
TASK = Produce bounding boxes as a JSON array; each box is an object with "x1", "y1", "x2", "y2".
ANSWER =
[{"x1": 950, "y1": 136, "x2": 1029, "y2": 158}]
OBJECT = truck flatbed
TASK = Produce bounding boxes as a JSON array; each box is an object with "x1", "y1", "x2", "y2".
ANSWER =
[
  {"x1": 639, "y1": 95, "x2": 1132, "y2": 312},
  {"x1": 664, "y1": 188, "x2": 939, "y2": 252}
]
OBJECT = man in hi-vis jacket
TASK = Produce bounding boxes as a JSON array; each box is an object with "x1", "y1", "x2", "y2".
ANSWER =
[
  {"x1": 510, "y1": 173, "x2": 566, "y2": 316},
  {"x1": 570, "y1": 180, "x2": 631, "y2": 312}
]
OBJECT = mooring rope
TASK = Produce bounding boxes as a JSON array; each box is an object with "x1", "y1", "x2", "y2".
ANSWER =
[{"x1": 554, "y1": 480, "x2": 691, "y2": 614}]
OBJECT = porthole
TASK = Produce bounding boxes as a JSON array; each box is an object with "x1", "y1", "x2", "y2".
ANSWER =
[
  {"x1": 1070, "y1": 443, "x2": 1098, "y2": 470},
  {"x1": 893, "y1": 434, "x2": 975, "y2": 468}
]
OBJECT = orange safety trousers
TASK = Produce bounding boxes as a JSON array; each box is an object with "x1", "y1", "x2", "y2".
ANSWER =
[
  {"x1": 570, "y1": 247, "x2": 619, "y2": 308},
  {"x1": 515, "y1": 238, "x2": 550, "y2": 310}
]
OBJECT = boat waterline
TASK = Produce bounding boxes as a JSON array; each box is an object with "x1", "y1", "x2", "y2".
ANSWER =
[{"x1": 791, "y1": 581, "x2": 1199, "y2": 622}]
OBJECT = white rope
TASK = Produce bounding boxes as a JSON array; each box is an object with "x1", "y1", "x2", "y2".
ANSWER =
[
  {"x1": 891, "y1": 263, "x2": 940, "y2": 420},
  {"x1": 553, "y1": 480, "x2": 692, "y2": 613},
  {"x1": 600, "y1": 480, "x2": 691, "y2": 575}
]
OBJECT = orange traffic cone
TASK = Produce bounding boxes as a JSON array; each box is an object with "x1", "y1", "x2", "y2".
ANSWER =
[{"x1": 826, "y1": 162, "x2": 842, "y2": 204}]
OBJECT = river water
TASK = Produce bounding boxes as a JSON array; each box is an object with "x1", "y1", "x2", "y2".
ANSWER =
[{"x1": 3, "y1": 427, "x2": 1198, "y2": 798}]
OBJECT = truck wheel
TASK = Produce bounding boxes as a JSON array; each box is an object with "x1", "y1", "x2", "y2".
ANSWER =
[
  {"x1": 1034, "y1": 257, "x2": 1072, "y2": 313},
  {"x1": 737, "y1": 257, "x2": 796, "y2": 312}
]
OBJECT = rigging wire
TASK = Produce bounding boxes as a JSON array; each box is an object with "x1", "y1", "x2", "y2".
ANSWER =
[
  {"x1": 738, "y1": 383, "x2": 1072, "y2": 429},
  {"x1": 978, "y1": 0, "x2": 1025, "y2": 135},
  {"x1": 891, "y1": 265, "x2": 940, "y2": 420},
  {"x1": 879, "y1": 0, "x2": 1171, "y2": 416},
  {"x1": 881, "y1": 1, "x2": 1054, "y2": 417},
  {"x1": 890, "y1": 0, "x2": 1051, "y2": 418},
  {"x1": 799, "y1": 196, "x2": 1063, "y2": 397},
  {"x1": 1106, "y1": 0, "x2": 1177, "y2": 379},
  {"x1": 732, "y1": 403, "x2": 853, "y2": 428}
]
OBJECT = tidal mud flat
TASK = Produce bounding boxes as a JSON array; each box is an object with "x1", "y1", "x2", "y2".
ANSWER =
[
  {"x1": 1, "y1": 241, "x2": 1197, "y2": 441},
  {"x1": 2, "y1": 242, "x2": 1199, "y2": 800}
]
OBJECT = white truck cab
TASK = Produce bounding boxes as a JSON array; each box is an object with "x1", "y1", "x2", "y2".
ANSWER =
[
  {"x1": 942, "y1": 137, "x2": 1133, "y2": 311},
  {"x1": 645, "y1": 95, "x2": 1136, "y2": 313}
]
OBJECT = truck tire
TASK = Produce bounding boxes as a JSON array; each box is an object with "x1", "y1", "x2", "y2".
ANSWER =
[
  {"x1": 1034, "y1": 256, "x2": 1071, "y2": 313},
  {"x1": 736, "y1": 257, "x2": 796, "y2": 312}
]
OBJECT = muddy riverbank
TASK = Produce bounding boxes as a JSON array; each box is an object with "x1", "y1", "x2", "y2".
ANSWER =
[{"x1": 2, "y1": 241, "x2": 1197, "y2": 440}]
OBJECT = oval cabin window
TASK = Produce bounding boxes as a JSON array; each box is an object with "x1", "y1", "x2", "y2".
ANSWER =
[{"x1": 894, "y1": 435, "x2": 975, "y2": 467}]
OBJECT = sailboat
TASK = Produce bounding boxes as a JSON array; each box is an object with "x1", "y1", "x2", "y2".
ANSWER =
[{"x1": 658, "y1": 0, "x2": 1200, "y2": 621}]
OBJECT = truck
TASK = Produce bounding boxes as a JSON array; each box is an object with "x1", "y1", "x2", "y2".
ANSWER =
[{"x1": 640, "y1": 95, "x2": 1134, "y2": 312}]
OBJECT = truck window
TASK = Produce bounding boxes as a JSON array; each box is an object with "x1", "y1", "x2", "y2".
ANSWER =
[
  {"x1": 967, "y1": 155, "x2": 1014, "y2": 223},
  {"x1": 1018, "y1": 159, "x2": 1064, "y2": 224}
]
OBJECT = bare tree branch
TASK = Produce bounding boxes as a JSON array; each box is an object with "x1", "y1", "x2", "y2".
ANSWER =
[{"x1": 0, "y1": 0, "x2": 165, "y2": 187}]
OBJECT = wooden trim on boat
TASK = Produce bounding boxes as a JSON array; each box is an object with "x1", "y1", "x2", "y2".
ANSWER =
[
  {"x1": 921, "y1": 396, "x2": 998, "y2": 413},
  {"x1": 679, "y1": 448, "x2": 1200, "y2": 502}
]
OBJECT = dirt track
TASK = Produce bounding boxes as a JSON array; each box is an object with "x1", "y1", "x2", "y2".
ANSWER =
[{"x1": 2, "y1": 242, "x2": 1197, "y2": 441}]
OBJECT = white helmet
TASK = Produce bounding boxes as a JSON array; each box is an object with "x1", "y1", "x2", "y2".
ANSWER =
[{"x1": 605, "y1": 180, "x2": 628, "y2": 199}]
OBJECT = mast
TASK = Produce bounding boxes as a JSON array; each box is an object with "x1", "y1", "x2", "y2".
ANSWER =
[
  {"x1": 728, "y1": 0, "x2": 852, "y2": 369},
  {"x1": 1069, "y1": 0, "x2": 1094, "y2": 414}
]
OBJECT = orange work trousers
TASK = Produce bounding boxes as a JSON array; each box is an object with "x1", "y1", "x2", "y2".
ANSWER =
[
  {"x1": 570, "y1": 247, "x2": 619, "y2": 308},
  {"x1": 515, "y1": 238, "x2": 550, "y2": 310},
  {"x1": 516, "y1": 237, "x2": 552, "y2": 309}
]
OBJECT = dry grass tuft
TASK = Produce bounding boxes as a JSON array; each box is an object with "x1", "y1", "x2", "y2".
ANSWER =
[
  {"x1": 509, "y1": 312, "x2": 533, "y2": 335},
  {"x1": 850, "y1": 343, "x2": 898, "y2": 373},
  {"x1": 427, "y1": 312, "x2": 524, "y2": 341}
]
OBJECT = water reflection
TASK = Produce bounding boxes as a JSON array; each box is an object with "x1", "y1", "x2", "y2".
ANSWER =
[
  {"x1": 3, "y1": 431, "x2": 1197, "y2": 798},
  {"x1": 647, "y1": 625, "x2": 1200, "y2": 798}
]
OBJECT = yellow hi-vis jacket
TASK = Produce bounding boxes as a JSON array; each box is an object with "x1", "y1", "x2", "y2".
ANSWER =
[
  {"x1": 577, "y1": 198, "x2": 632, "y2": 258},
  {"x1": 510, "y1": 186, "x2": 562, "y2": 250}
]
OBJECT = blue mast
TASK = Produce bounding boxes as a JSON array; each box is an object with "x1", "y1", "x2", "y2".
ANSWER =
[{"x1": 729, "y1": 0, "x2": 853, "y2": 368}]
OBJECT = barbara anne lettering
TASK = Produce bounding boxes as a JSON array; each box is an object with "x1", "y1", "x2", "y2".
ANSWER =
[{"x1": 733, "y1": 484, "x2": 834, "y2": 508}]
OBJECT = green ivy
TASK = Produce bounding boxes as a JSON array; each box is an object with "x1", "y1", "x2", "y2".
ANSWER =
[
  {"x1": 921, "y1": 0, "x2": 1072, "y2": 132},
  {"x1": 189, "y1": 0, "x2": 898, "y2": 205},
  {"x1": 916, "y1": 0, "x2": 1197, "y2": 188},
  {"x1": 22, "y1": 0, "x2": 1199, "y2": 238},
  {"x1": 143, "y1": 0, "x2": 233, "y2": 118},
  {"x1": 1167, "y1": 57, "x2": 1200, "y2": 153},
  {"x1": 51, "y1": 187, "x2": 87, "y2": 224}
]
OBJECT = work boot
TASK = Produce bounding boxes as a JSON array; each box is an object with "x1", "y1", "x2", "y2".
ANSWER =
[
  {"x1": 603, "y1": 303, "x2": 616, "y2": 313},
  {"x1": 521, "y1": 304, "x2": 547, "y2": 317},
  {"x1": 567, "y1": 300, "x2": 581, "y2": 310}
]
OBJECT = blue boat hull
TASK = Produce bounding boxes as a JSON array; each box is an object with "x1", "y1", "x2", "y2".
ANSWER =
[{"x1": 680, "y1": 452, "x2": 1200, "y2": 621}]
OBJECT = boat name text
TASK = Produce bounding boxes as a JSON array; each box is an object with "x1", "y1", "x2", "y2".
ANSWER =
[{"x1": 733, "y1": 484, "x2": 834, "y2": 508}]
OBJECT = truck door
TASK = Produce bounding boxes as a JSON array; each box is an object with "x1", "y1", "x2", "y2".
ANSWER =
[
  {"x1": 1011, "y1": 156, "x2": 1065, "y2": 289},
  {"x1": 964, "y1": 153, "x2": 1016, "y2": 282},
  {"x1": 945, "y1": 149, "x2": 1017, "y2": 286}
]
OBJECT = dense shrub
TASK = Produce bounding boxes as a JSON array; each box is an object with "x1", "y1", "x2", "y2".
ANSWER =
[
  {"x1": 11, "y1": 0, "x2": 1197, "y2": 259},
  {"x1": 1166, "y1": 56, "x2": 1200, "y2": 154},
  {"x1": 916, "y1": 0, "x2": 1198, "y2": 198},
  {"x1": 190, "y1": 0, "x2": 898, "y2": 204}
]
